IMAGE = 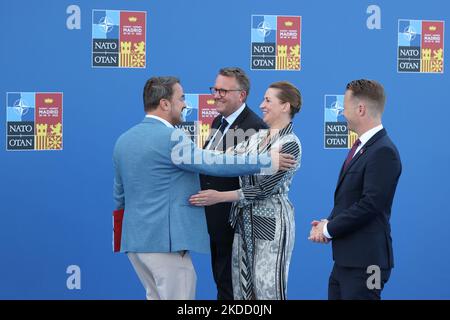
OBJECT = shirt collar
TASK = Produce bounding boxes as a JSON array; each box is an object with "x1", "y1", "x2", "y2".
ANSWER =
[
  {"x1": 358, "y1": 124, "x2": 383, "y2": 146},
  {"x1": 223, "y1": 103, "x2": 246, "y2": 126},
  {"x1": 145, "y1": 114, "x2": 174, "y2": 128}
]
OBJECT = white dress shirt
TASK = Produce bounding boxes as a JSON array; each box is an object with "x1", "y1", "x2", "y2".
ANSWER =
[
  {"x1": 205, "y1": 103, "x2": 246, "y2": 150},
  {"x1": 323, "y1": 124, "x2": 384, "y2": 239},
  {"x1": 145, "y1": 114, "x2": 174, "y2": 128}
]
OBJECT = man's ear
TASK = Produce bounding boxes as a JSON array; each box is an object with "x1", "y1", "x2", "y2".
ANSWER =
[
  {"x1": 358, "y1": 103, "x2": 367, "y2": 116},
  {"x1": 239, "y1": 91, "x2": 247, "y2": 103},
  {"x1": 160, "y1": 99, "x2": 170, "y2": 111}
]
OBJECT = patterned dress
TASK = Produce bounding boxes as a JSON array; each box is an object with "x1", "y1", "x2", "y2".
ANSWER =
[{"x1": 228, "y1": 122, "x2": 301, "y2": 300}]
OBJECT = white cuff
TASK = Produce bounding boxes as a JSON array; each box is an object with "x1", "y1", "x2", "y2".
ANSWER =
[{"x1": 323, "y1": 222, "x2": 332, "y2": 239}]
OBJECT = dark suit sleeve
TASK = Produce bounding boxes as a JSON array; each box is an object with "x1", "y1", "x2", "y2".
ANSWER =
[
  {"x1": 241, "y1": 142, "x2": 300, "y2": 201},
  {"x1": 327, "y1": 146, "x2": 401, "y2": 238}
]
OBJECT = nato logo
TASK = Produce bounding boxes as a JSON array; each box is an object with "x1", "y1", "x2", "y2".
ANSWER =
[
  {"x1": 6, "y1": 92, "x2": 63, "y2": 151},
  {"x1": 398, "y1": 19, "x2": 444, "y2": 73},
  {"x1": 324, "y1": 95, "x2": 351, "y2": 149},
  {"x1": 92, "y1": 10, "x2": 147, "y2": 68},
  {"x1": 251, "y1": 15, "x2": 301, "y2": 71},
  {"x1": 92, "y1": 10, "x2": 120, "y2": 67}
]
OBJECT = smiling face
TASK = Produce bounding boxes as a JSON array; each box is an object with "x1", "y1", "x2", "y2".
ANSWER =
[
  {"x1": 260, "y1": 88, "x2": 289, "y2": 127},
  {"x1": 167, "y1": 83, "x2": 186, "y2": 125},
  {"x1": 212, "y1": 75, "x2": 245, "y2": 117}
]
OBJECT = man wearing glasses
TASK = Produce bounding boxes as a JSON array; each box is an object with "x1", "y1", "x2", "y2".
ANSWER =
[
  {"x1": 200, "y1": 67, "x2": 267, "y2": 300},
  {"x1": 113, "y1": 76, "x2": 296, "y2": 300}
]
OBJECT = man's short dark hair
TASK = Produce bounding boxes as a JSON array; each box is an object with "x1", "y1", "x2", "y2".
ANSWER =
[
  {"x1": 143, "y1": 76, "x2": 180, "y2": 112},
  {"x1": 346, "y1": 79, "x2": 386, "y2": 115},
  {"x1": 218, "y1": 67, "x2": 250, "y2": 100}
]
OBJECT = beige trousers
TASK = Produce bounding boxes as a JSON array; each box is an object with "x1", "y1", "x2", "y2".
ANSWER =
[{"x1": 127, "y1": 251, "x2": 196, "y2": 300}]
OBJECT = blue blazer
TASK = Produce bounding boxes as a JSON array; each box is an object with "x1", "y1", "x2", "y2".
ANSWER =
[
  {"x1": 327, "y1": 129, "x2": 402, "y2": 269},
  {"x1": 113, "y1": 117, "x2": 271, "y2": 254}
]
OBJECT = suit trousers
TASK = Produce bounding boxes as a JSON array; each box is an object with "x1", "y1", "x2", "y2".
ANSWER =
[
  {"x1": 328, "y1": 263, "x2": 391, "y2": 300},
  {"x1": 127, "y1": 251, "x2": 196, "y2": 300},
  {"x1": 210, "y1": 238, "x2": 234, "y2": 300}
]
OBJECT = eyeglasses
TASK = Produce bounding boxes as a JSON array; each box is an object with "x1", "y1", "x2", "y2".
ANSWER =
[{"x1": 209, "y1": 87, "x2": 242, "y2": 97}]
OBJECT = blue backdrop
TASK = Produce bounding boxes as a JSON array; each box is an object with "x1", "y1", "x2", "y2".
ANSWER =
[{"x1": 1, "y1": 0, "x2": 449, "y2": 299}]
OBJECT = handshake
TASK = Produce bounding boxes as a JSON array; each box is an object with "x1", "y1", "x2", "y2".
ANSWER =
[{"x1": 308, "y1": 219, "x2": 330, "y2": 244}]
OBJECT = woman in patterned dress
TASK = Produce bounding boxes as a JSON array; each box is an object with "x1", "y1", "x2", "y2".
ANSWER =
[{"x1": 190, "y1": 81, "x2": 302, "y2": 299}]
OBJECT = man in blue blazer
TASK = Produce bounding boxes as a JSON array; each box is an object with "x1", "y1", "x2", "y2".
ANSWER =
[
  {"x1": 113, "y1": 76, "x2": 295, "y2": 300},
  {"x1": 309, "y1": 79, "x2": 402, "y2": 300}
]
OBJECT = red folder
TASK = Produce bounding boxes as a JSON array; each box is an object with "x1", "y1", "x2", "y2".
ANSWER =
[{"x1": 113, "y1": 209, "x2": 124, "y2": 252}]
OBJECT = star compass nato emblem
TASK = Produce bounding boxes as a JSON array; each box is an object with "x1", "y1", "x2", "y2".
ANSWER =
[
  {"x1": 6, "y1": 92, "x2": 63, "y2": 151},
  {"x1": 92, "y1": 9, "x2": 147, "y2": 68},
  {"x1": 251, "y1": 15, "x2": 301, "y2": 71}
]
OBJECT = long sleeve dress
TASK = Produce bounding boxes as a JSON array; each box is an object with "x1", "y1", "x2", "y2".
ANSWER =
[{"x1": 228, "y1": 122, "x2": 301, "y2": 300}]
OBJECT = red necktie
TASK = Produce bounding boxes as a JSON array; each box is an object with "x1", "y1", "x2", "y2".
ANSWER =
[{"x1": 343, "y1": 139, "x2": 361, "y2": 171}]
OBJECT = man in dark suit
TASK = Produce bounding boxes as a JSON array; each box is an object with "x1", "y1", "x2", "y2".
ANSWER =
[
  {"x1": 309, "y1": 79, "x2": 402, "y2": 300},
  {"x1": 200, "y1": 67, "x2": 267, "y2": 300}
]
